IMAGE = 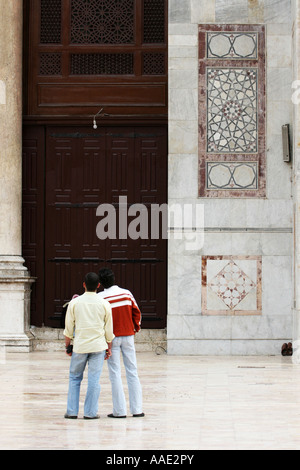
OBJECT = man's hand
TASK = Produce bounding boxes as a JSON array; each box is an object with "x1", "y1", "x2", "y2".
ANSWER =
[
  {"x1": 65, "y1": 336, "x2": 72, "y2": 356},
  {"x1": 105, "y1": 342, "x2": 112, "y2": 360},
  {"x1": 105, "y1": 349, "x2": 112, "y2": 360},
  {"x1": 66, "y1": 345, "x2": 73, "y2": 356}
]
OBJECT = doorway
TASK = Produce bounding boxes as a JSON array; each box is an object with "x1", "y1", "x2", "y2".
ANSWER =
[{"x1": 22, "y1": 125, "x2": 168, "y2": 329}]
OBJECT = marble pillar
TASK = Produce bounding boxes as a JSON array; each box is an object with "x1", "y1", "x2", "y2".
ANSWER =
[
  {"x1": 291, "y1": 0, "x2": 300, "y2": 364},
  {"x1": 0, "y1": 0, "x2": 34, "y2": 352}
]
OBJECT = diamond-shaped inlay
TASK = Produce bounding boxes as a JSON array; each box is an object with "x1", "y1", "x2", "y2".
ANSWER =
[{"x1": 208, "y1": 260, "x2": 256, "y2": 309}]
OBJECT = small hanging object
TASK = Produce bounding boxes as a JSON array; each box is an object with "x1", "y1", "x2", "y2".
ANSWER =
[{"x1": 92, "y1": 108, "x2": 104, "y2": 129}]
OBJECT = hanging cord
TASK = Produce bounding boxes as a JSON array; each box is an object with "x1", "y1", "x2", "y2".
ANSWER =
[{"x1": 92, "y1": 108, "x2": 109, "y2": 129}]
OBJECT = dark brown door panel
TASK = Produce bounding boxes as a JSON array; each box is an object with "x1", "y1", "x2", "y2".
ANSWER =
[{"x1": 42, "y1": 126, "x2": 167, "y2": 328}]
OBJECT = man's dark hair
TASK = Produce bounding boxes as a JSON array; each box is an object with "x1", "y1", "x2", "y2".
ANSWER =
[
  {"x1": 98, "y1": 268, "x2": 115, "y2": 289},
  {"x1": 84, "y1": 272, "x2": 100, "y2": 292}
]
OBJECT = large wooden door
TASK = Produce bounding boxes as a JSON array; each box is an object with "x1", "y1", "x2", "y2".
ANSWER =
[
  {"x1": 43, "y1": 126, "x2": 167, "y2": 328},
  {"x1": 22, "y1": 0, "x2": 168, "y2": 329}
]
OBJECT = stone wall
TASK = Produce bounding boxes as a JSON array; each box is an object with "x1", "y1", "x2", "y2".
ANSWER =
[
  {"x1": 167, "y1": 0, "x2": 294, "y2": 354},
  {"x1": 30, "y1": 327, "x2": 167, "y2": 354},
  {"x1": 292, "y1": 0, "x2": 300, "y2": 363}
]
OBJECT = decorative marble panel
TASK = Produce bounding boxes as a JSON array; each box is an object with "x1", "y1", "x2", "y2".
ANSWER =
[
  {"x1": 199, "y1": 25, "x2": 266, "y2": 198},
  {"x1": 207, "y1": 68, "x2": 258, "y2": 154},
  {"x1": 207, "y1": 32, "x2": 258, "y2": 60},
  {"x1": 202, "y1": 256, "x2": 262, "y2": 316},
  {"x1": 207, "y1": 162, "x2": 258, "y2": 190}
]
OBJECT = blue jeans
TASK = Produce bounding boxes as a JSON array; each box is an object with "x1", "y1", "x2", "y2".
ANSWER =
[
  {"x1": 107, "y1": 336, "x2": 143, "y2": 416},
  {"x1": 66, "y1": 351, "x2": 105, "y2": 418}
]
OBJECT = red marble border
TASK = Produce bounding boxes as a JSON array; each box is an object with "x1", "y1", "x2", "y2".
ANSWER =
[{"x1": 198, "y1": 24, "x2": 266, "y2": 198}]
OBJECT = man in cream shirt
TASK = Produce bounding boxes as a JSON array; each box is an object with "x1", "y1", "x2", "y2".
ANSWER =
[{"x1": 64, "y1": 272, "x2": 114, "y2": 420}]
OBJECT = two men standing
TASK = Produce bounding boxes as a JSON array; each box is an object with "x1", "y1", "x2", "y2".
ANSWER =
[{"x1": 63, "y1": 270, "x2": 144, "y2": 419}]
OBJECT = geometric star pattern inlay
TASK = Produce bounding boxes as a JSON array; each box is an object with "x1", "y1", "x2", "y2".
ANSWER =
[
  {"x1": 208, "y1": 260, "x2": 256, "y2": 310},
  {"x1": 207, "y1": 68, "x2": 258, "y2": 154},
  {"x1": 199, "y1": 25, "x2": 266, "y2": 198}
]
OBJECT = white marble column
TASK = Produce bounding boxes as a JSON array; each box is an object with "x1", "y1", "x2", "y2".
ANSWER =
[
  {"x1": 0, "y1": 0, "x2": 34, "y2": 352},
  {"x1": 292, "y1": 0, "x2": 300, "y2": 363}
]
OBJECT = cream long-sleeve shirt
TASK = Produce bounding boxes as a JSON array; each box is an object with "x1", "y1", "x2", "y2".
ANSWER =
[{"x1": 63, "y1": 292, "x2": 115, "y2": 354}]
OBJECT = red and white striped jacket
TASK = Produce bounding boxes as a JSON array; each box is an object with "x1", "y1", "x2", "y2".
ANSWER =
[{"x1": 98, "y1": 286, "x2": 141, "y2": 337}]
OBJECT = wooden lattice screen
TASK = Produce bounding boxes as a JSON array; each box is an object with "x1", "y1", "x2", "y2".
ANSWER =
[{"x1": 24, "y1": 0, "x2": 168, "y2": 118}]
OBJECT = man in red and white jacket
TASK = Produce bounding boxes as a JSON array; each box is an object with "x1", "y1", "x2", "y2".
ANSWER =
[{"x1": 98, "y1": 268, "x2": 144, "y2": 418}]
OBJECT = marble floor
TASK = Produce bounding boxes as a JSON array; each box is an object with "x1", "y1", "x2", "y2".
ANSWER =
[{"x1": 0, "y1": 351, "x2": 300, "y2": 450}]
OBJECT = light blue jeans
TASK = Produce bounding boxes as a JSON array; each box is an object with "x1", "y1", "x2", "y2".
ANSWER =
[
  {"x1": 107, "y1": 336, "x2": 143, "y2": 416},
  {"x1": 66, "y1": 351, "x2": 105, "y2": 418}
]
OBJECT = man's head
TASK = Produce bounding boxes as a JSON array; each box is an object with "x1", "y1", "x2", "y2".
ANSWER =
[
  {"x1": 98, "y1": 268, "x2": 115, "y2": 289},
  {"x1": 84, "y1": 272, "x2": 100, "y2": 292}
]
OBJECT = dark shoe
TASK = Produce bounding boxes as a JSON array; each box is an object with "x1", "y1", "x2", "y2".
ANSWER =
[
  {"x1": 83, "y1": 415, "x2": 100, "y2": 420},
  {"x1": 287, "y1": 343, "x2": 293, "y2": 356},
  {"x1": 107, "y1": 413, "x2": 126, "y2": 418},
  {"x1": 281, "y1": 343, "x2": 288, "y2": 356},
  {"x1": 64, "y1": 413, "x2": 77, "y2": 419},
  {"x1": 133, "y1": 413, "x2": 145, "y2": 417},
  {"x1": 83, "y1": 415, "x2": 100, "y2": 419}
]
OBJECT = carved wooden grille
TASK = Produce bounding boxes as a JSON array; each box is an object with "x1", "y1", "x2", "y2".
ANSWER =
[
  {"x1": 27, "y1": 0, "x2": 168, "y2": 115},
  {"x1": 71, "y1": 53, "x2": 134, "y2": 75},
  {"x1": 70, "y1": 0, "x2": 135, "y2": 44},
  {"x1": 143, "y1": 53, "x2": 165, "y2": 75},
  {"x1": 143, "y1": 0, "x2": 165, "y2": 44},
  {"x1": 40, "y1": 53, "x2": 62, "y2": 76},
  {"x1": 40, "y1": 0, "x2": 62, "y2": 44}
]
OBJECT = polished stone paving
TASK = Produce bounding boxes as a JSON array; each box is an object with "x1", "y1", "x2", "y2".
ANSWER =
[{"x1": 0, "y1": 351, "x2": 300, "y2": 450}]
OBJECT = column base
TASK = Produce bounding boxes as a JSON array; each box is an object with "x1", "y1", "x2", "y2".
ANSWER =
[
  {"x1": 0, "y1": 256, "x2": 35, "y2": 353},
  {"x1": 0, "y1": 332, "x2": 34, "y2": 353}
]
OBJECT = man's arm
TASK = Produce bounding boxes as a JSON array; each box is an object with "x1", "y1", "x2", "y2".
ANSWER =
[
  {"x1": 104, "y1": 301, "x2": 115, "y2": 347},
  {"x1": 63, "y1": 302, "x2": 75, "y2": 356},
  {"x1": 65, "y1": 336, "x2": 72, "y2": 356},
  {"x1": 132, "y1": 300, "x2": 142, "y2": 333},
  {"x1": 104, "y1": 307, "x2": 114, "y2": 360}
]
